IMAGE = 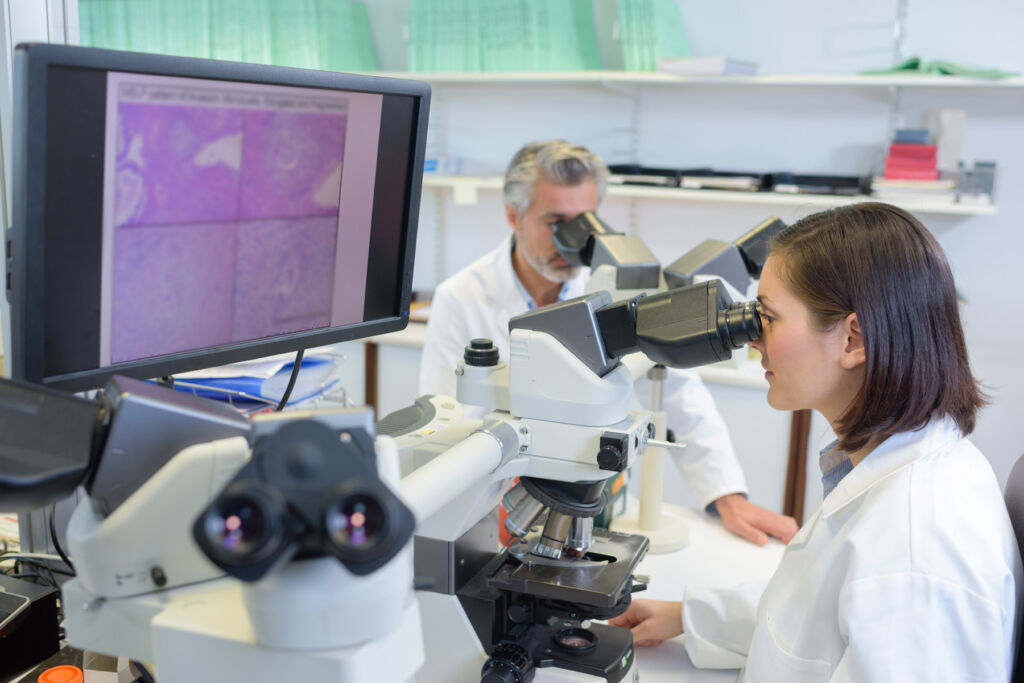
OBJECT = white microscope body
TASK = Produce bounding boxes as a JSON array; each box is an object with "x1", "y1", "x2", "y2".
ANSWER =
[
  {"x1": 396, "y1": 318, "x2": 653, "y2": 683},
  {"x1": 53, "y1": 378, "x2": 424, "y2": 683}
]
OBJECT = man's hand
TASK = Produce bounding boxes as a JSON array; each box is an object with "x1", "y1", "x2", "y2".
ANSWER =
[
  {"x1": 713, "y1": 493, "x2": 798, "y2": 545},
  {"x1": 607, "y1": 599, "x2": 683, "y2": 647}
]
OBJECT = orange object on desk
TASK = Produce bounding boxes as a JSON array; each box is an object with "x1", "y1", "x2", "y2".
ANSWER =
[{"x1": 37, "y1": 665, "x2": 83, "y2": 683}]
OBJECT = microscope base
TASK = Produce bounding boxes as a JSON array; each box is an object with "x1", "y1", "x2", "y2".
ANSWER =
[
  {"x1": 64, "y1": 577, "x2": 424, "y2": 683},
  {"x1": 414, "y1": 592, "x2": 638, "y2": 683}
]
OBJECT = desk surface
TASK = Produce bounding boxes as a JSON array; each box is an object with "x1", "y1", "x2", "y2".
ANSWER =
[{"x1": 629, "y1": 504, "x2": 785, "y2": 682}]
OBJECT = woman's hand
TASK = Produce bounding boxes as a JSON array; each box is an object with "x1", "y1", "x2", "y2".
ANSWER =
[{"x1": 607, "y1": 599, "x2": 683, "y2": 647}]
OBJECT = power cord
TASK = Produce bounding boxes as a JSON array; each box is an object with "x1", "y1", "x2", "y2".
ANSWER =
[
  {"x1": 275, "y1": 348, "x2": 304, "y2": 411},
  {"x1": 49, "y1": 503, "x2": 75, "y2": 575}
]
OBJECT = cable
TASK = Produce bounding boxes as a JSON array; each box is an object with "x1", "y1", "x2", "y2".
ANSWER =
[
  {"x1": 49, "y1": 503, "x2": 76, "y2": 575},
  {"x1": 275, "y1": 348, "x2": 305, "y2": 411},
  {"x1": 1, "y1": 557, "x2": 75, "y2": 577},
  {"x1": 129, "y1": 661, "x2": 157, "y2": 683},
  {"x1": 0, "y1": 552, "x2": 65, "y2": 563}
]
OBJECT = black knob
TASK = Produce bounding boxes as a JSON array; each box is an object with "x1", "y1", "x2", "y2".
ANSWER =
[
  {"x1": 481, "y1": 642, "x2": 534, "y2": 683},
  {"x1": 151, "y1": 566, "x2": 167, "y2": 587},
  {"x1": 507, "y1": 601, "x2": 530, "y2": 624},
  {"x1": 464, "y1": 338, "x2": 500, "y2": 367},
  {"x1": 597, "y1": 432, "x2": 629, "y2": 472},
  {"x1": 597, "y1": 444, "x2": 626, "y2": 471}
]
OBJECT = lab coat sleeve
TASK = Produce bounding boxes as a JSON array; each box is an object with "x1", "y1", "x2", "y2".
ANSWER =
[
  {"x1": 680, "y1": 580, "x2": 765, "y2": 669},
  {"x1": 419, "y1": 284, "x2": 470, "y2": 400},
  {"x1": 829, "y1": 572, "x2": 1013, "y2": 682},
  {"x1": 652, "y1": 368, "x2": 749, "y2": 511}
]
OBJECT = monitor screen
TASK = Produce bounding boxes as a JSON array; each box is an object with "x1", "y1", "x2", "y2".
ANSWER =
[{"x1": 8, "y1": 43, "x2": 429, "y2": 392}]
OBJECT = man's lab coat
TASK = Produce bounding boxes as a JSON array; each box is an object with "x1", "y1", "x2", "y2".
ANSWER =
[
  {"x1": 419, "y1": 233, "x2": 748, "y2": 510},
  {"x1": 681, "y1": 417, "x2": 1022, "y2": 681}
]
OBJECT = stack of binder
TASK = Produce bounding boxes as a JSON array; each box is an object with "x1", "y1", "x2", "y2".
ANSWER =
[
  {"x1": 79, "y1": 0, "x2": 378, "y2": 72},
  {"x1": 408, "y1": 0, "x2": 602, "y2": 72},
  {"x1": 615, "y1": 0, "x2": 690, "y2": 71}
]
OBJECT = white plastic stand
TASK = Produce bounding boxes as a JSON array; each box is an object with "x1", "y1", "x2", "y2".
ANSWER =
[{"x1": 610, "y1": 366, "x2": 689, "y2": 553}]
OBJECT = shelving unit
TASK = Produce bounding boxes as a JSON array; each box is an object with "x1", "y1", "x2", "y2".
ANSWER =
[
  {"x1": 371, "y1": 70, "x2": 1024, "y2": 89},
  {"x1": 422, "y1": 174, "x2": 996, "y2": 216}
]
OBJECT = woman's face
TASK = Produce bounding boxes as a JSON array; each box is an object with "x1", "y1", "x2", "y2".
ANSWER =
[{"x1": 749, "y1": 255, "x2": 863, "y2": 424}]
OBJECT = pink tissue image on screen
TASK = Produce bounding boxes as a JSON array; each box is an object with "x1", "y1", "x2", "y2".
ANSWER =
[
  {"x1": 232, "y1": 216, "x2": 338, "y2": 340},
  {"x1": 115, "y1": 104, "x2": 245, "y2": 227},
  {"x1": 239, "y1": 110, "x2": 347, "y2": 219},
  {"x1": 109, "y1": 98, "x2": 349, "y2": 363},
  {"x1": 110, "y1": 222, "x2": 237, "y2": 363}
]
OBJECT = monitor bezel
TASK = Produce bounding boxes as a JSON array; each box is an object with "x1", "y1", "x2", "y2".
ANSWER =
[{"x1": 9, "y1": 42, "x2": 430, "y2": 392}]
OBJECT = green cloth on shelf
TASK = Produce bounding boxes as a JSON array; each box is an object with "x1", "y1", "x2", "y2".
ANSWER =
[{"x1": 862, "y1": 56, "x2": 1018, "y2": 79}]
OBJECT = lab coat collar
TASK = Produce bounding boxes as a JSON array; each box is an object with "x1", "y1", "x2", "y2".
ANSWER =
[
  {"x1": 820, "y1": 417, "x2": 963, "y2": 519},
  {"x1": 491, "y1": 232, "x2": 523, "y2": 310}
]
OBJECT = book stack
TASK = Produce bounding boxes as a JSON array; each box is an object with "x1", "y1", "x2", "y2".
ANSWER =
[
  {"x1": 408, "y1": 0, "x2": 602, "y2": 72},
  {"x1": 873, "y1": 129, "x2": 956, "y2": 205},
  {"x1": 871, "y1": 176, "x2": 957, "y2": 205},
  {"x1": 883, "y1": 132, "x2": 939, "y2": 182},
  {"x1": 79, "y1": 0, "x2": 379, "y2": 71}
]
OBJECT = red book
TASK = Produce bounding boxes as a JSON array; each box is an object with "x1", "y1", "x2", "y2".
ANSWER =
[
  {"x1": 884, "y1": 156, "x2": 937, "y2": 172},
  {"x1": 889, "y1": 143, "x2": 938, "y2": 160},
  {"x1": 883, "y1": 167, "x2": 940, "y2": 181}
]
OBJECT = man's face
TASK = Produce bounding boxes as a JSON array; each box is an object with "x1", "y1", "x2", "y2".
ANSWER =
[{"x1": 506, "y1": 178, "x2": 600, "y2": 283}]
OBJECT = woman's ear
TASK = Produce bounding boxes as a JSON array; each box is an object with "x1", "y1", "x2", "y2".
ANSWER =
[{"x1": 839, "y1": 313, "x2": 866, "y2": 370}]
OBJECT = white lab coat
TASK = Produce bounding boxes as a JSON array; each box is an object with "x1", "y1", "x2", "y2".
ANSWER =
[
  {"x1": 419, "y1": 233, "x2": 748, "y2": 509},
  {"x1": 681, "y1": 417, "x2": 1022, "y2": 682}
]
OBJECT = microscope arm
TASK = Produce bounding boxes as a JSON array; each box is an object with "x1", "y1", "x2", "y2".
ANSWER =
[
  {"x1": 509, "y1": 278, "x2": 761, "y2": 381},
  {"x1": 400, "y1": 430, "x2": 505, "y2": 524}
]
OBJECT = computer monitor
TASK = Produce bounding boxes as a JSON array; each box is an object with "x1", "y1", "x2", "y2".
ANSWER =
[{"x1": 7, "y1": 43, "x2": 429, "y2": 392}]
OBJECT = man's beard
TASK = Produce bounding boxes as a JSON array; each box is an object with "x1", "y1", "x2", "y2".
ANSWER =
[{"x1": 522, "y1": 245, "x2": 581, "y2": 283}]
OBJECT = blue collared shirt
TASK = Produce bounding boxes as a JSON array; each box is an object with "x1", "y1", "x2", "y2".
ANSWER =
[{"x1": 820, "y1": 439, "x2": 854, "y2": 499}]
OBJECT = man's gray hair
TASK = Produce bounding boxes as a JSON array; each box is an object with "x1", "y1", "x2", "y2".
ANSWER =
[{"x1": 502, "y1": 139, "x2": 609, "y2": 215}]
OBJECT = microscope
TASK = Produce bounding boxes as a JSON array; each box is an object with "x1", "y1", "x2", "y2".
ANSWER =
[
  {"x1": 0, "y1": 376, "x2": 421, "y2": 682},
  {"x1": 387, "y1": 215, "x2": 783, "y2": 682}
]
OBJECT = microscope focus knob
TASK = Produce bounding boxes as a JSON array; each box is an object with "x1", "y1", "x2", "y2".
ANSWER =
[
  {"x1": 597, "y1": 432, "x2": 629, "y2": 472},
  {"x1": 464, "y1": 338, "x2": 500, "y2": 367},
  {"x1": 481, "y1": 642, "x2": 534, "y2": 683}
]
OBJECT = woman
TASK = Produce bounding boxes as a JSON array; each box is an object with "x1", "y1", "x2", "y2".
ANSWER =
[{"x1": 611, "y1": 203, "x2": 1021, "y2": 681}]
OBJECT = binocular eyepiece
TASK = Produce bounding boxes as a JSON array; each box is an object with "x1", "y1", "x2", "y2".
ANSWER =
[{"x1": 194, "y1": 419, "x2": 415, "y2": 582}]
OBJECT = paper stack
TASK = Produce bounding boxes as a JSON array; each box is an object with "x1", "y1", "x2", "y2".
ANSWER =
[
  {"x1": 656, "y1": 56, "x2": 758, "y2": 76},
  {"x1": 871, "y1": 176, "x2": 957, "y2": 205}
]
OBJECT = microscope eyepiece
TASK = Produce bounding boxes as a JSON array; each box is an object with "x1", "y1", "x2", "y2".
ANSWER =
[
  {"x1": 717, "y1": 300, "x2": 762, "y2": 350},
  {"x1": 324, "y1": 491, "x2": 386, "y2": 552},
  {"x1": 194, "y1": 419, "x2": 416, "y2": 581},
  {"x1": 199, "y1": 481, "x2": 290, "y2": 568}
]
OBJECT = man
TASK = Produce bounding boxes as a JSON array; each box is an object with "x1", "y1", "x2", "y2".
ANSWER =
[{"x1": 419, "y1": 140, "x2": 796, "y2": 545}]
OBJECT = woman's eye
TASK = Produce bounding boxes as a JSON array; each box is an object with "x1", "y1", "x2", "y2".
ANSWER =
[{"x1": 760, "y1": 312, "x2": 774, "y2": 325}]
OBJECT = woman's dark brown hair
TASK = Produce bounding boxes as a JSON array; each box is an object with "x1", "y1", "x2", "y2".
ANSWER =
[{"x1": 770, "y1": 202, "x2": 985, "y2": 452}]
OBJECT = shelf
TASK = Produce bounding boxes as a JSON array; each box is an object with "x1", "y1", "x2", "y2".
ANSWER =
[
  {"x1": 370, "y1": 70, "x2": 1024, "y2": 89},
  {"x1": 421, "y1": 175, "x2": 997, "y2": 216}
]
